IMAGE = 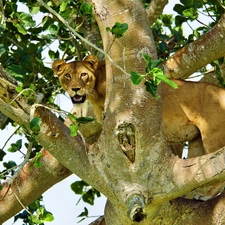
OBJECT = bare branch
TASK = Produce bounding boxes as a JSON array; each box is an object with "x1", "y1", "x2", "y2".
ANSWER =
[
  {"x1": 163, "y1": 13, "x2": 225, "y2": 79},
  {"x1": 172, "y1": 148, "x2": 225, "y2": 199},
  {"x1": 146, "y1": 0, "x2": 169, "y2": 26}
]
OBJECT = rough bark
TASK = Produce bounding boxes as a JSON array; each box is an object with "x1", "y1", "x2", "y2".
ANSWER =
[
  {"x1": 162, "y1": 13, "x2": 225, "y2": 79},
  {"x1": 146, "y1": 0, "x2": 169, "y2": 26}
]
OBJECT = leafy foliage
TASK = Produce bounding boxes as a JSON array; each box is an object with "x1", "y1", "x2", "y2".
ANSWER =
[
  {"x1": 30, "y1": 117, "x2": 42, "y2": 135},
  {"x1": 67, "y1": 113, "x2": 94, "y2": 137},
  {"x1": 130, "y1": 54, "x2": 178, "y2": 98},
  {"x1": 14, "y1": 197, "x2": 54, "y2": 224},
  {"x1": 106, "y1": 22, "x2": 128, "y2": 38},
  {"x1": 71, "y1": 180, "x2": 101, "y2": 205}
]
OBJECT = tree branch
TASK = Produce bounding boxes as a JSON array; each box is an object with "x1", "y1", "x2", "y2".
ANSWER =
[
  {"x1": 162, "y1": 13, "x2": 225, "y2": 79},
  {"x1": 172, "y1": 148, "x2": 225, "y2": 198},
  {"x1": 146, "y1": 0, "x2": 168, "y2": 26},
  {"x1": 0, "y1": 149, "x2": 71, "y2": 223}
]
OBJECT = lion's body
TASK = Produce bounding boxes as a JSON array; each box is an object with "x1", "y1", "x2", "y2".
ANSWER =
[
  {"x1": 53, "y1": 55, "x2": 225, "y2": 200},
  {"x1": 162, "y1": 80, "x2": 225, "y2": 158}
]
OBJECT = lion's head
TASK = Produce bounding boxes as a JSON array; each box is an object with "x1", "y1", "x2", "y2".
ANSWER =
[{"x1": 52, "y1": 55, "x2": 100, "y2": 104}]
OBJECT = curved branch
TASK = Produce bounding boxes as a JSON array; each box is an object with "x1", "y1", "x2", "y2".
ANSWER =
[
  {"x1": 163, "y1": 13, "x2": 225, "y2": 79},
  {"x1": 0, "y1": 149, "x2": 71, "y2": 223},
  {"x1": 146, "y1": 0, "x2": 168, "y2": 26},
  {"x1": 171, "y1": 148, "x2": 225, "y2": 199}
]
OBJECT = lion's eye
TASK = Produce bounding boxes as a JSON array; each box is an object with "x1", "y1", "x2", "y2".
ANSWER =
[
  {"x1": 64, "y1": 74, "x2": 71, "y2": 80},
  {"x1": 81, "y1": 73, "x2": 87, "y2": 78}
]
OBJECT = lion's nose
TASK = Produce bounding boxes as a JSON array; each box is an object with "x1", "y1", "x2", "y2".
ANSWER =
[{"x1": 72, "y1": 87, "x2": 81, "y2": 92}]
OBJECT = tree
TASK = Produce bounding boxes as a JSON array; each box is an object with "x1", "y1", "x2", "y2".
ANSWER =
[{"x1": 1, "y1": 0, "x2": 225, "y2": 224}]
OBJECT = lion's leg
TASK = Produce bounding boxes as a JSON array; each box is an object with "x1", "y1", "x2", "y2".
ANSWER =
[
  {"x1": 93, "y1": 104, "x2": 103, "y2": 123},
  {"x1": 188, "y1": 135, "x2": 205, "y2": 158}
]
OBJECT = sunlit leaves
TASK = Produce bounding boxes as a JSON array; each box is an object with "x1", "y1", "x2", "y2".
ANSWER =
[
  {"x1": 79, "y1": 3, "x2": 93, "y2": 16},
  {"x1": 15, "y1": 197, "x2": 54, "y2": 224},
  {"x1": 130, "y1": 54, "x2": 178, "y2": 98},
  {"x1": 31, "y1": 152, "x2": 43, "y2": 169},
  {"x1": 68, "y1": 113, "x2": 94, "y2": 137},
  {"x1": 8, "y1": 139, "x2": 22, "y2": 153},
  {"x1": 106, "y1": 22, "x2": 128, "y2": 38},
  {"x1": 30, "y1": 117, "x2": 42, "y2": 135}
]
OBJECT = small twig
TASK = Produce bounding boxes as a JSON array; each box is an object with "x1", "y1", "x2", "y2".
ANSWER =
[
  {"x1": 13, "y1": 191, "x2": 31, "y2": 215},
  {"x1": 9, "y1": 88, "x2": 37, "y2": 105},
  {"x1": 30, "y1": 103, "x2": 69, "y2": 122},
  {"x1": 1, "y1": 126, "x2": 20, "y2": 150},
  {"x1": 37, "y1": 0, "x2": 131, "y2": 77},
  {"x1": 0, "y1": 184, "x2": 10, "y2": 201},
  {"x1": 77, "y1": 130, "x2": 87, "y2": 153},
  {"x1": 8, "y1": 142, "x2": 33, "y2": 185}
]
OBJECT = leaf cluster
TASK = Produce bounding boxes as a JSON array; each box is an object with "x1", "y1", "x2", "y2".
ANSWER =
[
  {"x1": 106, "y1": 22, "x2": 128, "y2": 38},
  {"x1": 67, "y1": 113, "x2": 94, "y2": 137},
  {"x1": 71, "y1": 180, "x2": 101, "y2": 206},
  {"x1": 130, "y1": 54, "x2": 178, "y2": 98},
  {"x1": 14, "y1": 197, "x2": 54, "y2": 225}
]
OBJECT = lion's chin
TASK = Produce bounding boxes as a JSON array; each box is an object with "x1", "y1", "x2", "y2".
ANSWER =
[{"x1": 71, "y1": 94, "x2": 86, "y2": 104}]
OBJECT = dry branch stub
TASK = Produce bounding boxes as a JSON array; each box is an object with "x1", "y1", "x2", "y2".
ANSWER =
[{"x1": 127, "y1": 194, "x2": 147, "y2": 222}]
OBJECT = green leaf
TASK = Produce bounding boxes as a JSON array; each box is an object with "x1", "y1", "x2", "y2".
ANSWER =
[
  {"x1": 182, "y1": 8, "x2": 198, "y2": 20},
  {"x1": 13, "y1": 23, "x2": 27, "y2": 35},
  {"x1": 142, "y1": 53, "x2": 151, "y2": 65},
  {"x1": 110, "y1": 22, "x2": 128, "y2": 38},
  {"x1": 3, "y1": 160, "x2": 17, "y2": 169},
  {"x1": 80, "y1": 3, "x2": 93, "y2": 15},
  {"x1": 30, "y1": 6, "x2": 40, "y2": 14},
  {"x1": 60, "y1": 1, "x2": 68, "y2": 12},
  {"x1": 77, "y1": 207, "x2": 88, "y2": 218},
  {"x1": 29, "y1": 215, "x2": 42, "y2": 223},
  {"x1": 30, "y1": 117, "x2": 42, "y2": 134},
  {"x1": 0, "y1": 149, "x2": 6, "y2": 161},
  {"x1": 44, "y1": 212, "x2": 54, "y2": 222},
  {"x1": 150, "y1": 59, "x2": 164, "y2": 70},
  {"x1": 152, "y1": 68, "x2": 178, "y2": 89},
  {"x1": 144, "y1": 81, "x2": 159, "y2": 99},
  {"x1": 130, "y1": 71, "x2": 144, "y2": 85},
  {"x1": 0, "y1": 44, "x2": 6, "y2": 57},
  {"x1": 8, "y1": 139, "x2": 22, "y2": 152},
  {"x1": 69, "y1": 123, "x2": 79, "y2": 137},
  {"x1": 76, "y1": 117, "x2": 95, "y2": 124},
  {"x1": 16, "y1": 84, "x2": 23, "y2": 93},
  {"x1": 32, "y1": 152, "x2": 43, "y2": 168},
  {"x1": 142, "y1": 53, "x2": 163, "y2": 71},
  {"x1": 173, "y1": 4, "x2": 185, "y2": 14},
  {"x1": 19, "y1": 12, "x2": 36, "y2": 27},
  {"x1": 67, "y1": 113, "x2": 77, "y2": 123},
  {"x1": 71, "y1": 180, "x2": 88, "y2": 194},
  {"x1": 82, "y1": 190, "x2": 95, "y2": 205}
]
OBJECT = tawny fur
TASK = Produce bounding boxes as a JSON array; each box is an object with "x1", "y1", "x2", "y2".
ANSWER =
[{"x1": 53, "y1": 55, "x2": 225, "y2": 201}]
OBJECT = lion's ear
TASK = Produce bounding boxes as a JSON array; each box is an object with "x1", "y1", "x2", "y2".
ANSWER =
[
  {"x1": 83, "y1": 54, "x2": 98, "y2": 70},
  {"x1": 52, "y1": 60, "x2": 66, "y2": 76}
]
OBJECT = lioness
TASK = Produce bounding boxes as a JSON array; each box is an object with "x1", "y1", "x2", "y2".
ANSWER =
[
  {"x1": 53, "y1": 55, "x2": 225, "y2": 200},
  {"x1": 52, "y1": 55, "x2": 106, "y2": 122}
]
